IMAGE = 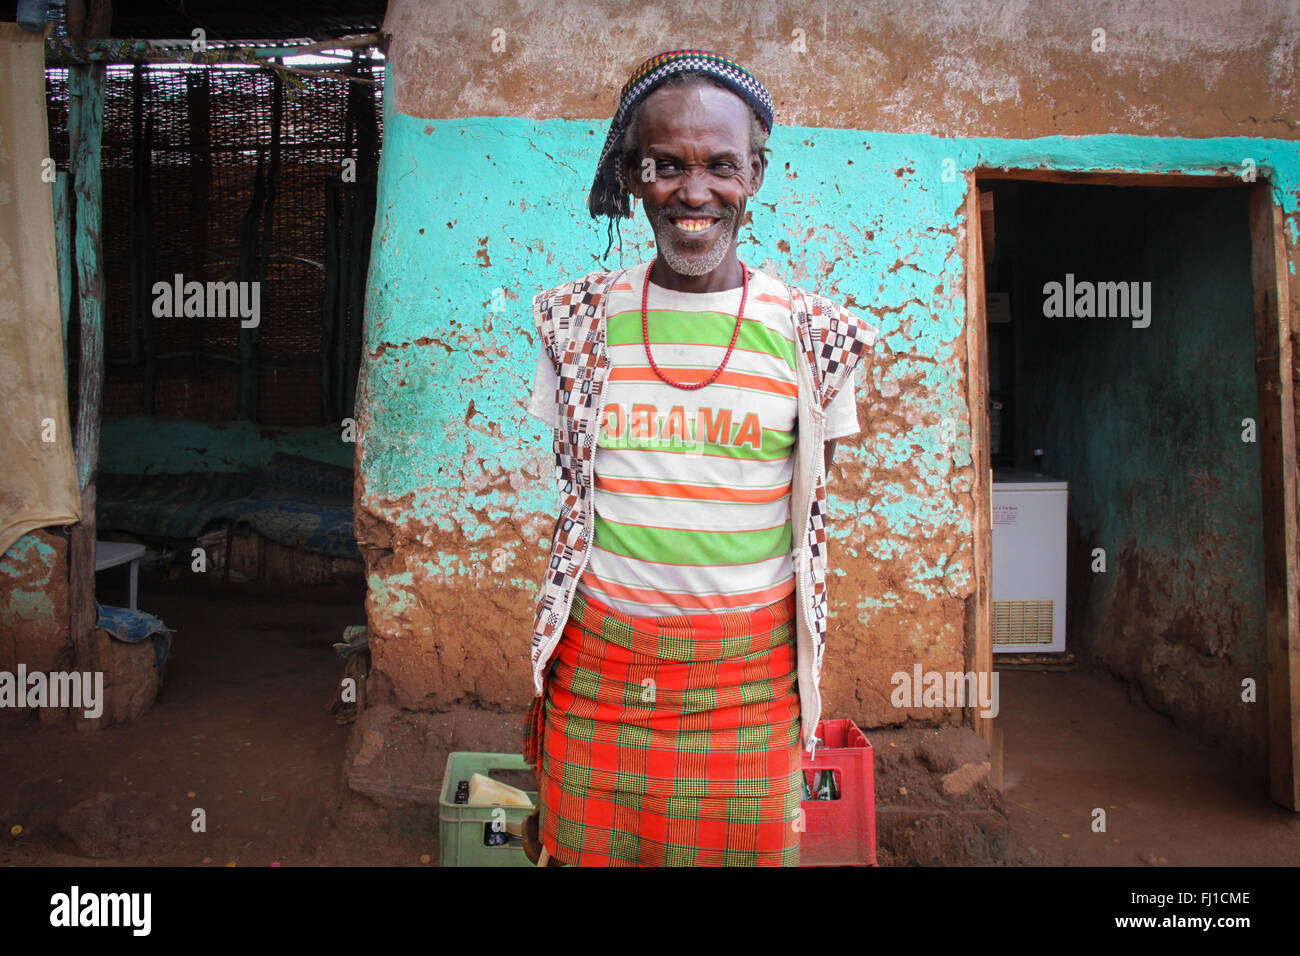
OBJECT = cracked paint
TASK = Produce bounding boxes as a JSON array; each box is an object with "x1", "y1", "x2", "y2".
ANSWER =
[{"x1": 357, "y1": 101, "x2": 1300, "y2": 715}]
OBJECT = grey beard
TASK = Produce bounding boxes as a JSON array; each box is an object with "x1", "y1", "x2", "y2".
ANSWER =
[{"x1": 650, "y1": 211, "x2": 737, "y2": 277}]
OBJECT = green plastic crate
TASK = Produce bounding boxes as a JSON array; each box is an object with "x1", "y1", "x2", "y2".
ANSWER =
[{"x1": 438, "y1": 751, "x2": 539, "y2": 867}]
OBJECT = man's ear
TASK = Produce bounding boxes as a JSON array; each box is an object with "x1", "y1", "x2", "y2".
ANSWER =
[
  {"x1": 628, "y1": 156, "x2": 645, "y2": 199},
  {"x1": 749, "y1": 151, "x2": 766, "y2": 195}
]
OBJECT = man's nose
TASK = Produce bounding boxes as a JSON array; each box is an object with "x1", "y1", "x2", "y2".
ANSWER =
[{"x1": 676, "y1": 168, "x2": 713, "y2": 206}]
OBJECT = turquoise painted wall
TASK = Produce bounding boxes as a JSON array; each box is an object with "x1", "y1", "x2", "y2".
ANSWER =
[
  {"x1": 0, "y1": 530, "x2": 68, "y2": 673},
  {"x1": 357, "y1": 97, "x2": 1300, "y2": 721},
  {"x1": 1, "y1": 533, "x2": 60, "y2": 621}
]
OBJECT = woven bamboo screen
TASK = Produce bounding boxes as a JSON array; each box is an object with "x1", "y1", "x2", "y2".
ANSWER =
[{"x1": 46, "y1": 57, "x2": 383, "y2": 426}]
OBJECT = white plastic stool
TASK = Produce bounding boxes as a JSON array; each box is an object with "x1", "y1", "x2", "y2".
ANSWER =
[{"x1": 95, "y1": 540, "x2": 147, "y2": 610}]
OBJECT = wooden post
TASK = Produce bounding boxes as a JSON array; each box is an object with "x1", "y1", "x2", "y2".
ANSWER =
[
  {"x1": 258, "y1": 67, "x2": 283, "y2": 409},
  {"x1": 185, "y1": 69, "x2": 210, "y2": 408},
  {"x1": 347, "y1": 184, "x2": 376, "y2": 417},
  {"x1": 342, "y1": 185, "x2": 361, "y2": 415},
  {"x1": 140, "y1": 110, "x2": 156, "y2": 412},
  {"x1": 321, "y1": 181, "x2": 340, "y2": 422},
  {"x1": 128, "y1": 65, "x2": 144, "y2": 368},
  {"x1": 67, "y1": 57, "x2": 107, "y2": 727},
  {"x1": 344, "y1": 52, "x2": 379, "y2": 417},
  {"x1": 336, "y1": 79, "x2": 354, "y2": 420},
  {"x1": 52, "y1": 176, "x2": 73, "y2": 382},
  {"x1": 236, "y1": 152, "x2": 264, "y2": 419},
  {"x1": 238, "y1": 67, "x2": 282, "y2": 420},
  {"x1": 1249, "y1": 182, "x2": 1300, "y2": 811},
  {"x1": 963, "y1": 173, "x2": 996, "y2": 762},
  {"x1": 126, "y1": 64, "x2": 157, "y2": 412}
]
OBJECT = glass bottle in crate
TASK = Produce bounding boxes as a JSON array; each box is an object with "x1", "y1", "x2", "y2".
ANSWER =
[{"x1": 816, "y1": 769, "x2": 838, "y2": 801}]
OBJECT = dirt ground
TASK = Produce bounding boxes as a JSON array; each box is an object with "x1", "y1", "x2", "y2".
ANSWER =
[
  {"x1": 996, "y1": 668, "x2": 1300, "y2": 866},
  {"x1": 0, "y1": 574, "x2": 422, "y2": 867},
  {"x1": 2, "y1": 576, "x2": 1297, "y2": 866}
]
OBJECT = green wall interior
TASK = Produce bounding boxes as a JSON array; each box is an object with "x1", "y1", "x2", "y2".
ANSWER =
[{"x1": 990, "y1": 181, "x2": 1267, "y2": 759}]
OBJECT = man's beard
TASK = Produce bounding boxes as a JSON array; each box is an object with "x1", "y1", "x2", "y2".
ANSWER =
[{"x1": 647, "y1": 206, "x2": 738, "y2": 277}]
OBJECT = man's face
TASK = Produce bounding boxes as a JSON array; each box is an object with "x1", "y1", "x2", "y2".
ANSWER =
[{"x1": 628, "y1": 82, "x2": 766, "y2": 279}]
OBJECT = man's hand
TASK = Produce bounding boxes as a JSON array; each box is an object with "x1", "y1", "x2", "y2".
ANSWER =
[{"x1": 824, "y1": 439, "x2": 837, "y2": 478}]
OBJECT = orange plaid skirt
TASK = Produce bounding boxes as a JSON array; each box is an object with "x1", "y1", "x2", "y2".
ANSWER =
[{"x1": 522, "y1": 588, "x2": 802, "y2": 866}]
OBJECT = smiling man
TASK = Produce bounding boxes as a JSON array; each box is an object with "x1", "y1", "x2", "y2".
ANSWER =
[{"x1": 521, "y1": 50, "x2": 880, "y2": 867}]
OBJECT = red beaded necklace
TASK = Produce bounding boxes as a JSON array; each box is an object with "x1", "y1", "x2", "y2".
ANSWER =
[{"x1": 641, "y1": 259, "x2": 749, "y2": 391}]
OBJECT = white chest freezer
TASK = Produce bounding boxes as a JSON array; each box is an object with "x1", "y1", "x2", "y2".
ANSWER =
[{"x1": 991, "y1": 468, "x2": 1068, "y2": 653}]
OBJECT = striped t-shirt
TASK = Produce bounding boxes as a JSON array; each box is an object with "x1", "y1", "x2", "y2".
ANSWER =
[{"x1": 528, "y1": 261, "x2": 860, "y2": 617}]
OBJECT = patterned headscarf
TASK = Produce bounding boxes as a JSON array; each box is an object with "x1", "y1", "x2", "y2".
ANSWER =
[{"x1": 587, "y1": 49, "x2": 775, "y2": 222}]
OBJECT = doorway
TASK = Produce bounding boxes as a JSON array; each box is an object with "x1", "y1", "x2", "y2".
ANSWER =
[{"x1": 962, "y1": 170, "x2": 1299, "y2": 812}]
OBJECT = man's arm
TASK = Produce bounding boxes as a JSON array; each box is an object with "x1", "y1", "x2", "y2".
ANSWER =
[
  {"x1": 822, "y1": 336, "x2": 873, "y2": 478},
  {"x1": 527, "y1": 345, "x2": 560, "y2": 427}
]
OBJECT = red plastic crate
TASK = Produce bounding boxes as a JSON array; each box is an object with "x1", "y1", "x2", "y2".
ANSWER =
[{"x1": 800, "y1": 718, "x2": 876, "y2": 866}]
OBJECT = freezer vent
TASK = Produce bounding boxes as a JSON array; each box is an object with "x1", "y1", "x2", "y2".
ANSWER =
[{"x1": 992, "y1": 600, "x2": 1055, "y2": 645}]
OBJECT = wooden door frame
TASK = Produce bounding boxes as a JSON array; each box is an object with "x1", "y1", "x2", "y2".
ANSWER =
[
  {"x1": 1248, "y1": 182, "x2": 1300, "y2": 811},
  {"x1": 962, "y1": 175, "x2": 994, "y2": 764},
  {"x1": 962, "y1": 167, "x2": 1300, "y2": 811}
]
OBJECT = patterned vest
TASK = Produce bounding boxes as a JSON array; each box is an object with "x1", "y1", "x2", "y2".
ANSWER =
[{"x1": 529, "y1": 263, "x2": 878, "y2": 752}]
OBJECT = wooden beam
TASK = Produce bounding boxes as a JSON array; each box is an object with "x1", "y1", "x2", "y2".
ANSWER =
[
  {"x1": 67, "y1": 57, "x2": 106, "y2": 728},
  {"x1": 236, "y1": 151, "x2": 265, "y2": 419},
  {"x1": 44, "y1": 42, "x2": 383, "y2": 89},
  {"x1": 340, "y1": 184, "x2": 358, "y2": 416},
  {"x1": 240, "y1": 69, "x2": 282, "y2": 420},
  {"x1": 51, "y1": 176, "x2": 72, "y2": 380},
  {"x1": 128, "y1": 63, "x2": 143, "y2": 369},
  {"x1": 975, "y1": 167, "x2": 1250, "y2": 189},
  {"x1": 322, "y1": 182, "x2": 340, "y2": 422},
  {"x1": 979, "y1": 189, "x2": 995, "y2": 266},
  {"x1": 45, "y1": 32, "x2": 385, "y2": 65},
  {"x1": 185, "y1": 70, "x2": 211, "y2": 411},
  {"x1": 85, "y1": 0, "x2": 111, "y2": 41},
  {"x1": 963, "y1": 173, "x2": 996, "y2": 760},
  {"x1": 1249, "y1": 182, "x2": 1300, "y2": 811},
  {"x1": 272, "y1": 64, "x2": 378, "y2": 86},
  {"x1": 139, "y1": 106, "x2": 156, "y2": 411},
  {"x1": 343, "y1": 52, "x2": 380, "y2": 418},
  {"x1": 64, "y1": 0, "x2": 86, "y2": 43},
  {"x1": 274, "y1": 33, "x2": 384, "y2": 56}
]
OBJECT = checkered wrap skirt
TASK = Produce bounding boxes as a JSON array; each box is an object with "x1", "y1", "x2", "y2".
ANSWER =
[{"x1": 522, "y1": 588, "x2": 803, "y2": 866}]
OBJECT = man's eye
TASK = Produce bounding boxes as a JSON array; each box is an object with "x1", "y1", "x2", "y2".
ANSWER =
[
  {"x1": 713, "y1": 163, "x2": 737, "y2": 174},
  {"x1": 657, "y1": 162, "x2": 680, "y2": 174}
]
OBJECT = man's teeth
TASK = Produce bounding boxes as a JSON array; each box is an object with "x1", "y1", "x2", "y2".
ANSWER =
[{"x1": 673, "y1": 218, "x2": 716, "y2": 232}]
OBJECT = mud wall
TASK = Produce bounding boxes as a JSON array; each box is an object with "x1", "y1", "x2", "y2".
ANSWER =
[
  {"x1": 359, "y1": 0, "x2": 1300, "y2": 737},
  {"x1": 998, "y1": 182, "x2": 1268, "y2": 767},
  {"x1": 382, "y1": 0, "x2": 1298, "y2": 139},
  {"x1": 0, "y1": 531, "x2": 71, "y2": 675}
]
